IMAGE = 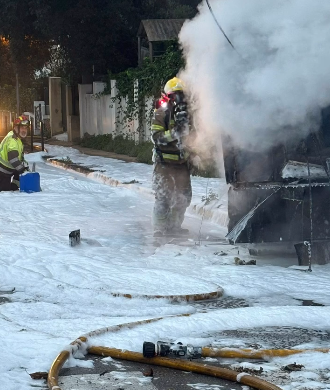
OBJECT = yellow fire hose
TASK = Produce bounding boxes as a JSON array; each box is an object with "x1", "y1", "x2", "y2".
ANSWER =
[
  {"x1": 203, "y1": 346, "x2": 330, "y2": 359},
  {"x1": 46, "y1": 302, "x2": 329, "y2": 390},
  {"x1": 110, "y1": 288, "x2": 223, "y2": 302},
  {"x1": 88, "y1": 346, "x2": 281, "y2": 390},
  {"x1": 48, "y1": 342, "x2": 329, "y2": 390},
  {"x1": 48, "y1": 316, "x2": 189, "y2": 389},
  {"x1": 48, "y1": 343, "x2": 283, "y2": 390}
]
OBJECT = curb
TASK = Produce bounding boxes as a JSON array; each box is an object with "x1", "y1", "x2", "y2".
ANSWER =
[
  {"x1": 45, "y1": 140, "x2": 138, "y2": 163},
  {"x1": 46, "y1": 158, "x2": 228, "y2": 227},
  {"x1": 110, "y1": 287, "x2": 224, "y2": 302},
  {"x1": 47, "y1": 158, "x2": 150, "y2": 191}
]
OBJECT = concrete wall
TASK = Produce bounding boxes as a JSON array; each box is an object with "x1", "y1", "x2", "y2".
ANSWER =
[
  {"x1": 49, "y1": 77, "x2": 63, "y2": 136},
  {"x1": 78, "y1": 80, "x2": 153, "y2": 142},
  {"x1": 65, "y1": 86, "x2": 80, "y2": 142},
  {"x1": 67, "y1": 115, "x2": 80, "y2": 142},
  {"x1": 45, "y1": 77, "x2": 153, "y2": 143},
  {"x1": 78, "y1": 84, "x2": 93, "y2": 138}
]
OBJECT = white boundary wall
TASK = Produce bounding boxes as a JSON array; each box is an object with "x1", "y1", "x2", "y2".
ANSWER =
[{"x1": 79, "y1": 80, "x2": 153, "y2": 142}]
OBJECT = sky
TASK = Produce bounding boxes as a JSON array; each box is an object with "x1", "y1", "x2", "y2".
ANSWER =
[
  {"x1": 0, "y1": 144, "x2": 329, "y2": 390},
  {"x1": 179, "y1": 0, "x2": 330, "y2": 153}
]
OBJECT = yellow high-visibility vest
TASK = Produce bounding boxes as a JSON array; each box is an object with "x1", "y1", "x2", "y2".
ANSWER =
[{"x1": 0, "y1": 131, "x2": 24, "y2": 172}]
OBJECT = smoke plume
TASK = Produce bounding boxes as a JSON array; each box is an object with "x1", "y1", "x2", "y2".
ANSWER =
[{"x1": 179, "y1": 0, "x2": 330, "y2": 154}]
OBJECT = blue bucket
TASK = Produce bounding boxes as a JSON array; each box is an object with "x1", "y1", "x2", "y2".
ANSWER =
[{"x1": 20, "y1": 172, "x2": 41, "y2": 193}]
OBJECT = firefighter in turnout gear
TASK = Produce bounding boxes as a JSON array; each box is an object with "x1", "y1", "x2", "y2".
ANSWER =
[
  {"x1": 151, "y1": 77, "x2": 197, "y2": 237},
  {"x1": 0, "y1": 115, "x2": 30, "y2": 191}
]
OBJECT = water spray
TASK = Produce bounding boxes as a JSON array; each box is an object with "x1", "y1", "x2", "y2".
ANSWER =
[{"x1": 306, "y1": 158, "x2": 313, "y2": 272}]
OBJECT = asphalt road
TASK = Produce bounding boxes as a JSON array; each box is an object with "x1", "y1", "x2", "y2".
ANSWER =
[
  {"x1": 57, "y1": 322, "x2": 330, "y2": 390},
  {"x1": 59, "y1": 353, "x2": 244, "y2": 390}
]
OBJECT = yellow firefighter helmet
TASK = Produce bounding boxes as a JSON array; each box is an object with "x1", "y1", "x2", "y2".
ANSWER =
[{"x1": 164, "y1": 77, "x2": 185, "y2": 95}]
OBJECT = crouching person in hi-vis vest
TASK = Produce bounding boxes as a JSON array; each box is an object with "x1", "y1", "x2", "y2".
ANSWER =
[
  {"x1": 0, "y1": 115, "x2": 30, "y2": 191},
  {"x1": 151, "y1": 77, "x2": 198, "y2": 237}
]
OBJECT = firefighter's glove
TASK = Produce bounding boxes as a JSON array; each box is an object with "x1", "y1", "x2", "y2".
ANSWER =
[
  {"x1": 175, "y1": 111, "x2": 188, "y2": 125},
  {"x1": 170, "y1": 129, "x2": 182, "y2": 142},
  {"x1": 23, "y1": 162, "x2": 30, "y2": 172},
  {"x1": 173, "y1": 125, "x2": 189, "y2": 140}
]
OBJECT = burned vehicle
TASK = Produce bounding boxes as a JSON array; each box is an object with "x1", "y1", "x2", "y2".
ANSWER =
[{"x1": 223, "y1": 108, "x2": 330, "y2": 265}]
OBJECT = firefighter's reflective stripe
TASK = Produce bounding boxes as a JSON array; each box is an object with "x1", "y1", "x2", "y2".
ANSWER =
[
  {"x1": 9, "y1": 156, "x2": 20, "y2": 166},
  {"x1": 163, "y1": 130, "x2": 176, "y2": 142},
  {"x1": 151, "y1": 124, "x2": 165, "y2": 131},
  {"x1": 12, "y1": 178, "x2": 19, "y2": 187},
  {"x1": 8, "y1": 152, "x2": 24, "y2": 171},
  {"x1": 0, "y1": 164, "x2": 13, "y2": 174},
  {"x1": 162, "y1": 153, "x2": 180, "y2": 161},
  {"x1": 152, "y1": 125, "x2": 176, "y2": 143},
  {"x1": 0, "y1": 155, "x2": 14, "y2": 170}
]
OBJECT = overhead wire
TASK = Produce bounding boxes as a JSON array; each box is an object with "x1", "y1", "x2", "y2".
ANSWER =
[{"x1": 205, "y1": 0, "x2": 238, "y2": 52}]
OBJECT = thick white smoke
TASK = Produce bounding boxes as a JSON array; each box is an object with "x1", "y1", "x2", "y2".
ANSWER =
[{"x1": 179, "y1": 0, "x2": 330, "y2": 153}]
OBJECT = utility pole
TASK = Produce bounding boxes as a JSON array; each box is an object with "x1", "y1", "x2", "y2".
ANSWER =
[{"x1": 16, "y1": 72, "x2": 20, "y2": 115}]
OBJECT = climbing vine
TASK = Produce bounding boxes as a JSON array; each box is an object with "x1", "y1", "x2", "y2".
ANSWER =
[{"x1": 102, "y1": 41, "x2": 185, "y2": 138}]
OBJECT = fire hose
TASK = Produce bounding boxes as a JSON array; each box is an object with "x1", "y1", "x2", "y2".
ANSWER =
[{"x1": 47, "y1": 315, "x2": 329, "y2": 390}]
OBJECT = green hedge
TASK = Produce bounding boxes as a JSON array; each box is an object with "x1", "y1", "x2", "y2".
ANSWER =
[
  {"x1": 80, "y1": 134, "x2": 153, "y2": 164},
  {"x1": 79, "y1": 134, "x2": 220, "y2": 177}
]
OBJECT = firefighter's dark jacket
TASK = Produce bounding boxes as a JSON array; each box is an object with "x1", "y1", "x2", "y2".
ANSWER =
[{"x1": 151, "y1": 102, "x2": 193, "y2": 164}]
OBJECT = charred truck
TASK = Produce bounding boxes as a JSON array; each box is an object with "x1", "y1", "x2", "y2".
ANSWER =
[{"x1": 223, "y1": 107, "x2": 330, "y2": 265}]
